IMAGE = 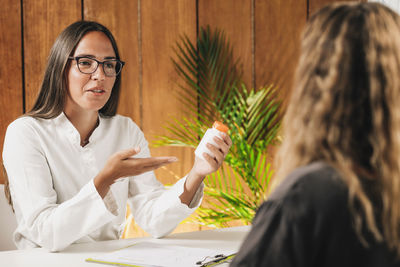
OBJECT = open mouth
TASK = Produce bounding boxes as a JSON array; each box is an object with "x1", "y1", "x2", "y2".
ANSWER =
[{"x1": 87, "y1": 89, "x2": 106, "y2": 95}]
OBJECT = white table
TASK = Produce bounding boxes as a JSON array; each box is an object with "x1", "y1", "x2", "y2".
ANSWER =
[{"x1": 0, "y1": 226, "x2": 250, "y2": 267}]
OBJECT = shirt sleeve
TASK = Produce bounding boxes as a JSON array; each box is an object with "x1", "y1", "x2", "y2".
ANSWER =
[
  {"x1": 2, "y1": 119, "x2": 117, "y2": 252},
  {"x1": 126, "y1": 120, "x2": 204, "y2": 238}
]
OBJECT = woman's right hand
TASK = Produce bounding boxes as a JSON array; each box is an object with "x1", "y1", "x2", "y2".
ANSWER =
[{"x1": 94, "y1": 147, "x2": 177, "y2": 198}]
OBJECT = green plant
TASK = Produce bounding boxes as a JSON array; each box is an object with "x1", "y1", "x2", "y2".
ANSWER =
[{"x1": 155, "y1": 26, "x2": 281, "y2": 227}]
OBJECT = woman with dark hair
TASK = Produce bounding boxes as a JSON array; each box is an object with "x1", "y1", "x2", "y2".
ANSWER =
[
  {"x1": 2, "y1": 21, "x2": 231, "y2": 252},
  {"x1": 231, "y1": 2, "x2": 400, "y2": 267}
]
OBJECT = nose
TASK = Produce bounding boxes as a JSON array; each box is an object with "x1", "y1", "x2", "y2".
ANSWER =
[{"x1": 91, "y1": 64, "x2": 106, "y2": 81}]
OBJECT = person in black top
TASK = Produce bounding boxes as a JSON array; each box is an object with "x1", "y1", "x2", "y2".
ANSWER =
[{"x1": 231, "y1": 2, "x2": 400, "y2": 267}]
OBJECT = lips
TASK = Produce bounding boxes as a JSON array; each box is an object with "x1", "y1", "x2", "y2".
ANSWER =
[{"x1": 86, "y1": 87, "x2": 106, "y2": 95}]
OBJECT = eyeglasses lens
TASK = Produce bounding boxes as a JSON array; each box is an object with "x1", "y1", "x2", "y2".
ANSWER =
[{"x1": 77, "y1": 58, "x2": 122, "y2": 76}]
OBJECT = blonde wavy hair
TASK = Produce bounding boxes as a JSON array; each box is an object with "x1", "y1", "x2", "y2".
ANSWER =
[{"x1": 275, "y1": 2, "x2": 400, "y2": 255}]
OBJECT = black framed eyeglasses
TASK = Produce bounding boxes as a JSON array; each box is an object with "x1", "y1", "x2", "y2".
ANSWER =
[{"x1": 68, "y1": 56, "x2": 125, "y2": 77}]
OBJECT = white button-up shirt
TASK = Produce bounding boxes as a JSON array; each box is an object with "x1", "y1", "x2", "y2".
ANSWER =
[{"x1": 2, "y1": 113, "x2": 203, "y2": 251}]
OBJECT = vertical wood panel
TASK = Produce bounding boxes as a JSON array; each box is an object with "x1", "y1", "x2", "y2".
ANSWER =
[
  {"x1": 142, "y1": 0, "x2": 196, "y2": 184},
  {"x1": 255, "y1": 0, "x2": 307, "y2": 102},
  {"x1": 197, "y1": 0, "x2": 252, "y2": 230},
  {"x1": 0, "y1": 1, "x2": 23, "y2": 184},
  {"x1": 84, "y1": 0, "x2": 140, "y2": 123},
  {"x1": 141, "y1": 0, "x2": 197, "y2": 233},
  {"x1": 23, "y1": 0, "x2": 81, "y2": 112},
  {"x1": 198, "y1": 0, "x2": 252, "y2": 88}
]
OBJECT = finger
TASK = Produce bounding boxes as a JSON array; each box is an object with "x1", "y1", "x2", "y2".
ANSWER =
[
  {"x1": 212, "y1": 136, "x2": 230, "y2": 155},
  {"x1": 207, "y1": 143, "x2": 224, "y2": 164},
  {"x1": 133, "y1": 159, "x2": 177, "y2": 174},
  {"x1": 118, "y1": 147, "x2": 141, "y2": 159},
  {"x1": 202, "y1": 152, "x2": 218, "y2": 168},
  {"x1": 207, "y1": 143, "x2": 224, "y2": 157},
  {"x1": 143, "y1": 156, "x2": 178, "y2": 167},
  {"x1": 140, "y1": 161, "x2": 175, "y2": 173},
  {"x1": 120, "y1": 157, "x2": 177, "y2": 177},
  {"x1": 125, "y1": 156, "x2": 177, "y2": 169},
  {"x1": 125, "y1": 156, "x2": 177, "y2": 164},
  {"x1": 219, "y1": 132, "x2": 232, "y2": 147}
]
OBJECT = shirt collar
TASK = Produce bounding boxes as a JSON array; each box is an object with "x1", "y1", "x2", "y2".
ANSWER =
[{"x1": 53, "y1": 112, "x2": 103, "y2": 147}]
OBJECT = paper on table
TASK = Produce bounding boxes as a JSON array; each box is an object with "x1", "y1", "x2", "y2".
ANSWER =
[{"x1": 86, "y1": 241, "x2": 236, "y2": 267}]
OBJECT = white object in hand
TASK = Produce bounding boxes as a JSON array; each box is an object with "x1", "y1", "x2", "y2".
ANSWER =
[{"x1": 194, "y1": 121, "x2": 228, "y2": 160}]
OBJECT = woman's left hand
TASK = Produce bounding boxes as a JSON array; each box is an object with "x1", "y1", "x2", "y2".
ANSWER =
[
  {"x1": 191, "y1": 132, "x2": 232, "y2": 178},
  {"x1": 179, "y1": 132, "x2": 232, "y2": 206}
]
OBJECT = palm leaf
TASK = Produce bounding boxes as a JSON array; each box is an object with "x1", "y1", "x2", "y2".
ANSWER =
[{"x1": 155, "y1": 26, "x2": 281, "y2": 227}]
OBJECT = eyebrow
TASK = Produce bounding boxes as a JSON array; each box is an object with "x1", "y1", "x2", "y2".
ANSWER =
[{"x1": 74, "y1": 54, "x2": 117, "y2": 60}]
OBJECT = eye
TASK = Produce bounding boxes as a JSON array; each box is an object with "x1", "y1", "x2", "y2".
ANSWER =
[
  {"x1": 78, "y1": 58, "x2": 94, "y2": 67},
  {"x1": 105, "y1": 61, "x2": 116, "y2": 69}
]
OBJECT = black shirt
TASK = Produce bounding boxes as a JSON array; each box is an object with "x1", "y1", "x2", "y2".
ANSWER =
[{"x1": 230, "y1": 162, "x2": 400, "y2": 267}]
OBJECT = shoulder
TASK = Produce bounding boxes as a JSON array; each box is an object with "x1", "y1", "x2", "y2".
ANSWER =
[
  {"x1": 99, "y1": 114, "x2": 146, "y2": 146},
  {"x1": 100, "y1": 114, "x2": 140, "y2": 131},
  {"x1": 6, "y1": 116, "x2": 46, "y2": 135},
  {"x1": 265, "y1": 162, "x2": 348, "y2": 218},
  {"x1": 3, "y1": 116, "x2": 49, "y2": 156},
  {"x1": 270, "y1": 162, "x2": 346, "y2": 200},
  {"x1": 8, "y1": 115, "x2": 38, "y2": 128}
]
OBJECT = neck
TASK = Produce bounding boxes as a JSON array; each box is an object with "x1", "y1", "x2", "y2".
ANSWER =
[{"x1": 64, "y1": 109, "x2": 99, "y2": 146}]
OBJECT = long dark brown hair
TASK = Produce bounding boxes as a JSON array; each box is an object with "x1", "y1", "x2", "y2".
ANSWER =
[
  {"x1": 4, "y1": 21, "x2": 123, "y2": 209},
  {"x1": 275, "y1": 2, "x2": 400, "y2": 255}
]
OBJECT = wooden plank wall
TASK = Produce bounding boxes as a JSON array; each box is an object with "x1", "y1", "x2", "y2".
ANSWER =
[
  {"x1": 0, "y1": 1, "x2": 23, "y2": 180},
  {"x1": 0, "y1": 0, "x2": 366, "y2": 236}
]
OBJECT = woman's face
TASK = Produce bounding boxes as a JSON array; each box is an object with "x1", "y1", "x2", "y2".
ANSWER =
[{"x1": 65, "y1": 31, "x2": 116, "y2": 114}]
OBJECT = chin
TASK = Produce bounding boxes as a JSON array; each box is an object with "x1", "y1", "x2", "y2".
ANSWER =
[
  {"x1": 87, "y1": 100, "x2": 109, "y2": 110},
  {"x1": 84, "y1": 104, "x2": 106, "y2": 113}
]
